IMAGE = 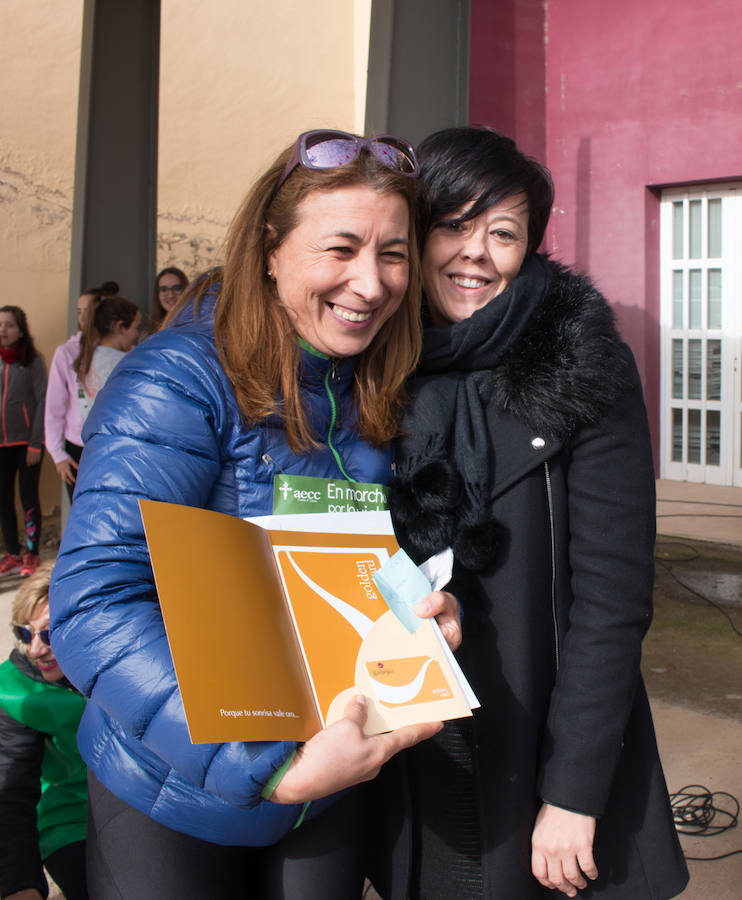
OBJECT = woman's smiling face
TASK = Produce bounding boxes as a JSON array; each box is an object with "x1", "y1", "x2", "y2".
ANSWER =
[
  {"x1": 267, "y1": 185, "x2": 410, "y2": 358},
  {"x1": 422, "y1": 194, "x2": 529, "y2": 326},
  {"x1": 23, "y1": 602, "x2": 64, "y2": 683},
  {"x1": 157, "y1": 275, "x2": 184, "y2": 312}
]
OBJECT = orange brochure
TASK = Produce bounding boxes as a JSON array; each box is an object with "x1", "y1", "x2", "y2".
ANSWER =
[{"x1": 139, "y1": 500, "x2": 475, "y2": 743}]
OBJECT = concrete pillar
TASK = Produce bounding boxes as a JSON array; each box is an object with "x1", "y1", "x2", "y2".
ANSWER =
[
  {"x1": 68, "y1": 0, "x2": 160, "y2": 330},
  {"x1": 366, "y1": 0, "x2": 469, "y2": 146}
]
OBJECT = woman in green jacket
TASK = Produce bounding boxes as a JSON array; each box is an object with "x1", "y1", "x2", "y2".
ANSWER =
[{"x1": 0, "y1": 561, "x2": 88, "y2": 900}]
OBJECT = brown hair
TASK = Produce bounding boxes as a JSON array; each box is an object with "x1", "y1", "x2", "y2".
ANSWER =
[
  {"x1": 150, "y1": 267, "x2": 188, "y2": 332},
  {"x1": 0, "y1": 306, "x2": 40, "y2": 367},
  {"x1": 12, "y1": 560, "x2": 54, "y2": 652},
  {"x1": 178, "y1": 143, "x2": 422, "y2": 451},
  {"x1": 73, "y1": 294, "x2": 139, "y2": 387}
]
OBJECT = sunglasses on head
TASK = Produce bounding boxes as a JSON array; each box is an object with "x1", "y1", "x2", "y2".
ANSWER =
[
  {"x1": 273, "y1": 129, "x2": 419, "y2": 196},
  {"x1": 12, "y1": 624, "x2": 51, "y2": 646}
]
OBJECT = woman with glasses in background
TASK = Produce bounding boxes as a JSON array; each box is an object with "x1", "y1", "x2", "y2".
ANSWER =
[
  {"x1": 0, "y1": 560, "x2": 88, "y2": 900},
  {"x1": 148, "y1": 266, "x2": 189, "y2": 334},
  {"x1": 49, "y1": 130, "x2": 460, "y2": 899}
]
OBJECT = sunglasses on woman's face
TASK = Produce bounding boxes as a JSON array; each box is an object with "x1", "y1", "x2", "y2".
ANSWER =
[
  {"x1": 158, "y1": 285, "x2": 183, "y2": 294},
  {"x1": 12, "y1": 624, "x2": 51, "y2": 646},
  {"x1": 273, "y1": 129, "x2": 419, "y2": 196}
]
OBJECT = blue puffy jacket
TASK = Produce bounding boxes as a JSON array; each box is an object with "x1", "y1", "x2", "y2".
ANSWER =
[{"x1": 48, "y1": 294, "x2": 394, "y2": 846}]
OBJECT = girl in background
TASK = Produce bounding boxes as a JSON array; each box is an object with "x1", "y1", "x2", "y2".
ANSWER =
[
  {"x1": 148, "y1": 266, "x2": 188, "y2": 333},
  {"x1": 44, "y1": 281, "x2": 119, "y2": 500},
  {"x1": 0, "y1": 306, "x2": 46, "y2": 578},
  {"x1": 73, "y1": 294, "x2": 141, "y2": 425}
]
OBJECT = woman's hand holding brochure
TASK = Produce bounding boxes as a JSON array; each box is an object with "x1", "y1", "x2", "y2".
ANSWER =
[
  {"x1": 413, "y1": 590, "x2": 461, "y2": 652},
  {"x1": 271, "y1": 694, "x2": 443, "y2": 803},
  {"x1": 271, "y1": 548, "x2": 461, "y2": 805}
]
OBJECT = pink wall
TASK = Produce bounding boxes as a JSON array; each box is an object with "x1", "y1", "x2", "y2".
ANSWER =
[
  {"x1": 469, "y1": 0, "x2": 742, "y2": 465},
  {"x1": 469, "y1": 0, "x2": 546, "y2": 160}
]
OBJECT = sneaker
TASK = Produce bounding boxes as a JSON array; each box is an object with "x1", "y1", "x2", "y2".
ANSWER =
[
  {"x1": 20, "y1": 553, "x2": 39, "y2": 578},
  {"x1": 0, "y1": 553, "x2": 23, "y2": 576}
]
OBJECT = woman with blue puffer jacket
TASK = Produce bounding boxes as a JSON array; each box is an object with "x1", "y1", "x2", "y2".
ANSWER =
[{"x1": 48, "y1": 130, "x2": 461, "y2": 900}]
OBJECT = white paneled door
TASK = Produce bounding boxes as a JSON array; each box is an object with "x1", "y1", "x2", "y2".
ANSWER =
[{"x1": 660, "y1": 186, "x2": 742, "y2": 486}]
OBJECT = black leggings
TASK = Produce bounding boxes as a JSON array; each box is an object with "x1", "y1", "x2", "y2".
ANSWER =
[
  {"x1": 86, "y1": 771, "x2": 372, "y2": 899},
  {"x1": 44, "y1": 839, "x2": 89, "y2": 900},
  {"x1": 0, "y1": 444, "x2": 41, "y2": 555},
  {"x1": 64, "y1": 439, "x2": 84, "y2": 503}
]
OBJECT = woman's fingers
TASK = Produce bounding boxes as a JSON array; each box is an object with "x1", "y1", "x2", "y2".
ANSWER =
[
  {"x1": 577, "y1": 846, "x2": 599, "y2": 881},
  {"x1": 269, "y1": 695, "x2": 441, "y2": 805},
  {"x1": 56, "y1": 458, "x2": 78, "y2": 485},
  {"x1": 413, "y1": 590, "x2": 462, "y2": 650},
  {"x1": 26, "y1": 447, "x2": 42, "y2": 467},
  {"x1": 532, "y1": 851, "x2": 588, "y2": 898},
  {"x1": 341, "y1": 693, "x2": 370, "y2": 727},
  {"x1": 531, "y1": 802, "x2": 598, "y2": 895},
  {"x1": 372, "y1": 718, "x2": 443, "y2": 759}
]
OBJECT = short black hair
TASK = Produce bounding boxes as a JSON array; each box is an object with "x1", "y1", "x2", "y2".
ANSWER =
[{"x1": 417, "y1": 126, "x2": 554, "y2": 257}]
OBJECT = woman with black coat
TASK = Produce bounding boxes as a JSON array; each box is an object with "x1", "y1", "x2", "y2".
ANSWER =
[{"x1": 378, "y1": 127, "x2": 688, "y2": 899}]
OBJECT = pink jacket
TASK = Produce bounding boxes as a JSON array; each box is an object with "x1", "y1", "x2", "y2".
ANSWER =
[{"x1": 44, "y1": 333, "x2": 84, "y2": 463}]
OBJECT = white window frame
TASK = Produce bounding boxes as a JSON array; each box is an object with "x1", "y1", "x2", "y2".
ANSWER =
[{"x1": 659, "y1": 184, "x2": 742, "y2": 486}]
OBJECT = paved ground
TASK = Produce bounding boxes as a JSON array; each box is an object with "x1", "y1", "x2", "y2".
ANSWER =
[
  {"x1": 656, "y1": 479, "x2": 742, "y2": 549},
  {"x1": 652, "y1": 701, "x2": 741, "y2": 900},
  {"x1": 1, "y1": 483, "x2": 740, "y2": 898},
  {"x1": 644, "y1": 538, "x2": 742, "y2": 899}
]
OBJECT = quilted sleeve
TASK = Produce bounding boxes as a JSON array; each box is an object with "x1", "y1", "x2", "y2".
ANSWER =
[{"x1": 49, "y1": 331, "x2": 296, "y2": 809}]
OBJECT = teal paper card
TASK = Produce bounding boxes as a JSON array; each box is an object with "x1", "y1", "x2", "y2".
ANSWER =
[{"x1": 372, "y1": 548, "x2": 432, "y2": 634}]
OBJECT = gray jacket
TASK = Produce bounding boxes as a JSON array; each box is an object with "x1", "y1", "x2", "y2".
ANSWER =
[{"x1": 0, "y1": 355, "x2": 47, "y2": 448}]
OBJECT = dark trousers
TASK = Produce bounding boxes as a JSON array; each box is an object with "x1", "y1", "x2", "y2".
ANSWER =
[
  {"x1": 0, "y1": 444, "x2": 42, "y2": 555},
  {"x1": 64, "y1": 439, "x2": 84, "y2": 502},
  {"x1": 86, "y1": 771, "x2": 372, "y2": 900},
  {"x1": 45, "y1": 839, "x2": 89, "y2": 900}
]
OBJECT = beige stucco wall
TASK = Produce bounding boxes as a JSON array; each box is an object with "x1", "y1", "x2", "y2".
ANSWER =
[
  {"x1": 157, "y1": 0, "x2": 371, "y2": 277},
  {"x1": 0, "y1": 0, "x2": 371, "y2": 524},
  {"x1": 0, "y1": 0, "x2": 83, "y2": 523}
]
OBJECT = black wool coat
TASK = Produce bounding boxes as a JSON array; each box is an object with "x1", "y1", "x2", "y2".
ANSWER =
[{"x1": 373, "y1": 260, "x2": 689, "y2": 899}]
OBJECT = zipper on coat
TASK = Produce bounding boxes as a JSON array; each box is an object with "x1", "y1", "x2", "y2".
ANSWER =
[
  {"x1": 544, "y1": 460, "x2": 560, "y2": 671},
  {"x1": 324, "y1": 361, "x2": 356, "y2": 482}
]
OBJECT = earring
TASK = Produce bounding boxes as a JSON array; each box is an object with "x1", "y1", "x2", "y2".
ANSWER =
[{"x1": 266, "y1": 269, "x2": 275, "y2": 282}]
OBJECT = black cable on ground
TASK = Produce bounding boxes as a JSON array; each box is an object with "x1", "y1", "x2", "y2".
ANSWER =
[
  {"x1": 657, "y1": 513, "x2": 742, "y2": 519},
  {"x1": 657, "y1": 499, "x2": 742, "y2": 509},
  {"x1": 670, "y1": 784, "x2": 741, "y2": 861}
]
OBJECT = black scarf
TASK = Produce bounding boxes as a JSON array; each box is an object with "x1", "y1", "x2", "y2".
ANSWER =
[{"x1": 390, "y1": 254, "x2": 552, "y2": 571}]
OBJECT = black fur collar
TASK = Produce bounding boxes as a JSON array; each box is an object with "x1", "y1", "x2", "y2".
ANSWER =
[
  {"x1": 485, "y1": 259, "x2": 631, "y2": 440},
  {"x1": 390, "y1": 259, "x2": 633, "y2": 571}
]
